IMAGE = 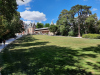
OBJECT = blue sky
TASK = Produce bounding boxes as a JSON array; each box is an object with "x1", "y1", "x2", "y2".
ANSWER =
[{"x1": 16, "y1": 0, "x2": 100, "y2": 25}]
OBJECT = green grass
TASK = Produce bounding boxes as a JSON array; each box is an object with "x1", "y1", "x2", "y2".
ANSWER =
[{"x1": 0, "y1": 35, "x2": 100, "y2": 75}]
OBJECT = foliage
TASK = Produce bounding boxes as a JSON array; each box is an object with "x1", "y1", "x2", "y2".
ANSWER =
[
  {"x1": 70, "y1": 4, "x2": 92, "y2": 37},
  {"x1": 0, "y1": 0, "x2": 24, "y2": 40},
  {"x1": 68, "y1": 30, "x2": 74, "y2": 36},
  {"x1": 60, "y1": 25, "x2": 68, "y2": 36},
  {"x1": 44, "y1": 23, "x2": 50, "y2": 27},
  {"x1": 57, "y1": 9, "x2": 70, "y2": 25},
  {"x1": 56, "y1": 5, "x2": 93, "y2": 36},
  {"x1": 36, "y1": 22, "x2": 44, "y2": 28},
  {"x1": 0, "y1": 0, "x2": 18, "y2": 21},
  {"x1": 49, "y1": 25, "x2": 58, "y2": 35},
  {"x1": 56, "y1": 25, "x2": 61, "y2": 35},
  {"x1": 82, "y1": 34, "x2": 100, "y2": 39},
  {"x1": 85, "y1": 13, "x2": 98, "y2": 33},
  {"x1": 95, "y1": 19, "x2": 100, "y2": 33},
  {"x1": 0, "y1": 12, "x2": 24, "y2": 40}
]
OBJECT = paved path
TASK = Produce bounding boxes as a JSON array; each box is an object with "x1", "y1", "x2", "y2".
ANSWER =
[{"x1": 0, "y1": 35, "x2": 22, "y2": 52}]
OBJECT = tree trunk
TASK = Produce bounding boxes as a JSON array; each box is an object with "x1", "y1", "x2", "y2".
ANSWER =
[
  {"x1": 78, "y1": 13, "x2": 81, "y2": 37},
  {"x1": 78, "y1": 24, "x2": 81, "y2": 37}
]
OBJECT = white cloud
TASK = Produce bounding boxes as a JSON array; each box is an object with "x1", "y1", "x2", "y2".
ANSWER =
[
  {"x1": 25, "y1": 7, "x2": 31, "y2": 10},
  {"x1": 92, "y1": 8, "x2": 98, "y2": 11},
  {"x1": 23, "y1": 20, "x2": 31, "y2": 24},
  {"x1": 20, "y1": 10, "x2": 47, "y2": 22},
  {"x1": 16, "y1": 0, "x2": 32, "y2": 6}
]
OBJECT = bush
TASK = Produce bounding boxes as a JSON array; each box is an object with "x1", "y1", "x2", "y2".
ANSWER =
[
  {"x1": 82, "y1": 34, "x2": 100, "y2": 39},
  {"x1": 68, "y1": 30, "x2": 74, "y2": 36}
]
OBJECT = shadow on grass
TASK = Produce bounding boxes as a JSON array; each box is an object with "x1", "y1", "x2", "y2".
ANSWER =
[
  {"x1": 16, "y1": 35, "x2": 39, "y2": 43},
  {"x1": 87, "y1": 62, "x2": 100, "y2": 70},
  {"x1": 1, "y1": 35, "x2": 98, "y2": 75},
  {"x1": 82, "y1": 44, "x2": 100, "y2": 54},
  {"x1": 1, "y1": 46, "x2": 92, "y2": 75}
]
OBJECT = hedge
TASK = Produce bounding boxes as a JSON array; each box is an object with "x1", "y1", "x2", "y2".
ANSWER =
[{"x1": 82, "y1": 34, "x2": 100, "y2": 39}]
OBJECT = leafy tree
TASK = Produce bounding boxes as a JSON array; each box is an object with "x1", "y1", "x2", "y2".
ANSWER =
[
  {"x1": 0, "y1": 12, "x2": 24, "y2": 39},
  {"x1": 36, "y1": 22, "x2": 44, "y2": 28},
  {"x1": 60, "y1": 21, "x2": 70, "y2": 36},
  {"x1": 0, "y1": 0, "x2": 18, "y2": 21},
  {"x1": 57, "y1": 9, "x2": 70, "y2": 25},
  {"x1": 70, "y1": 4, "x2": 91, "y2": 37},
  {"x1": 85, "y1": 13, "x2": 98, "y2": 33},
  {"x1": 96, "y1": 20, "x2": 100, "y2": 33},
  {"x1": 49, "y1": 25, "x2": 58, "y2": 35},
  {"x1": 44, "y1": 23, "x2": 50, "y2": 27}
]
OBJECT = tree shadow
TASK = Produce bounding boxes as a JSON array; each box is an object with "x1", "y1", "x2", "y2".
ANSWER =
[
  {"x1": 0, "y1": 35, "x2": 96, "y2": 75},
  {"x1": 1, "y1": 46, "x2": 92, "y2": 75},
  {"x1": 81, "y1": 45, "x2": 100, "y2": 73},
  {"x1": 87, "y1": 62, "x2": 100, "y2": 71},
  {"x1": 82, "y1": 45, "x2": 100, "y2": 54}
]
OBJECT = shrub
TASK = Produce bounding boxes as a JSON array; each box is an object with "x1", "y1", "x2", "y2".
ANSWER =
[
  {"x1": 68, "y1": 30, "x2": 74, "y2": 36},
  {"x1": 82, "y1": 34, "x2": 100, "y2": 39}
]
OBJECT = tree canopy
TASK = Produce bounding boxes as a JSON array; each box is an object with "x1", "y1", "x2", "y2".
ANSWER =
[
  {"x1": 36, "y1": 22, "x2": 44, "y2": 28},
  {"x1": 56, "y1": 4, "x2": 100, "y2": 37},
  {"x1": 44, "y1": 23, "x2": 50, "y2": 27}
]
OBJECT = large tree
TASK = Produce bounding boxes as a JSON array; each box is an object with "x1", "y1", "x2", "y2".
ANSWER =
[
  {"x1": 85, "y1": 13, "x2": 98, "y2": 33},
  {"x1": 0, "y1": 12, "x2": 24, "y2": 39},
  {"x1": 0, "y1": 0, "x2": 18, "y2": 21},
  {"x1": 57, "y1": 9, "x2": 70, "y2": 25},
  {"x1": 70, "y1": 4, "x2": 91, "y2": 37}
]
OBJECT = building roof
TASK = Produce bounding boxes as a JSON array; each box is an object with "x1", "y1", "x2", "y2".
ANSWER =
[{"x1": 35, "y1": 27, "x2": 49, "y2": 31}]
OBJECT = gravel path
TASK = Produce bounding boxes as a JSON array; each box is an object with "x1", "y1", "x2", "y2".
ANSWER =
[{"x1": 0, "y1": 35, "x2": 22, "y2": 52}]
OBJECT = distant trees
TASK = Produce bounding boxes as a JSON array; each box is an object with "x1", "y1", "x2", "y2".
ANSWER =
[
  {"x1": 56, "y1": 4, "x2": 100, "y2": 37},
  {"x1": 44, "y1": 23, "x2": 50, "y2": 27},
  {"x1": 36, "y1": 22, "x2": 44, "y2": 28}
]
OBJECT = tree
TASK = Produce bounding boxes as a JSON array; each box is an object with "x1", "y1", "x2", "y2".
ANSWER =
[
  {"x1": 70, "y1": 4, "x2": 91, "y2": 37},
  {"x1": 44, "y1": 23, "x2": 50, "y2": 27},
  {"x1": 96, "y1": 20, "x2": 100, "y2": 33},
  {"x1": 57, "y1": 9, "x2": 70, "y2": 25},
  {"x1": 85, "y1": 13, "x2": 98, "y2": 33},
  {"x1": 0, "y1": 0, "x2": 18, "y2": 21},
  {"x1": 0, "y1": 12, "x2": 24, "y2": 39},
  {"x1": 60, "y1": 25, "x2": 67, "y2": 36},
  {"x1": 49, "y1": 25, "x2": 58, "y2": 35},
  {"x1": 36, "y1": 22, "x2": 44, "y2": 28}
]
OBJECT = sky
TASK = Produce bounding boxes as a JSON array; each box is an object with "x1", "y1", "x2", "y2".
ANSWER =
[{"x1": 16, "y1": 0, "x2": 100, "y2": 25}]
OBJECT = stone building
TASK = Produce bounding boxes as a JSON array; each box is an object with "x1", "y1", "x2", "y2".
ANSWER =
[{"x1": 20, "y1": 21, "x2": 55, "y2": 35}]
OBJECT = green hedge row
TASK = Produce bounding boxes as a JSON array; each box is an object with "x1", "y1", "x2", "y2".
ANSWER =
[{"x1": 82, "y1": 34, "x2": 100, "y2": 39}]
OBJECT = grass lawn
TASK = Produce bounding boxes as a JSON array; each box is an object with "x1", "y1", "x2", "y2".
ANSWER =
[{"x1": 0, "y1": 35, "x2": 100, "y2": 75}]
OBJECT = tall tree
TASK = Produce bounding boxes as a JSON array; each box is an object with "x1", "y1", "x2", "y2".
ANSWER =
[
  {"x1": 85, "y1": 13, "x2": 98, "y2": 33},
  {"x1": 57, "y1": 9, "x2": 70, "y2": 25},
  {"x1": 0, "y1": 0, "x2": 18, "y2": 21},
  {"x1": 70, "y1": 5, "x2": 91, "y2": 37},
  {"x1": 96, "y1": 20, "x2": 100, "y2": 33}
]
